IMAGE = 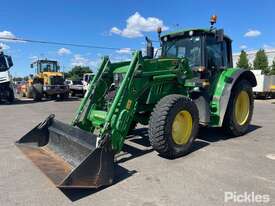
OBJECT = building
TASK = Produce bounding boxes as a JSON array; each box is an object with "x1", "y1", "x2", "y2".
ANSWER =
[{"x1": 233, "y1": 49, "x2": 275, "y2": 67}]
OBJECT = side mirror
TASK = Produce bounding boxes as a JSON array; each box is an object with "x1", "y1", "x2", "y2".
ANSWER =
[
  {"x1": 6, "y1": 55, "x2": 13, "y2": 68},
  {"x1": 215, "y1": 29, "x2": 224, "y2": 42}
]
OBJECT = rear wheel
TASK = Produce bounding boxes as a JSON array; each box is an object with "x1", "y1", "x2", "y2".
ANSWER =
[
  {"x1": 7, "y1": 88, "x2": 14, "y2": 103},
  {"x1": 149, "y1": 95, "x2": 199, "y2": 158},
  {"x1": 60, "y1": 92, "x2": 69, "y2": 100},
  {"x1": 223, "y1": 80, "x2": 254, "y2": 136},
  {"x1": 26, "y1": 87, "x2": 32, "y2": 98},
  {"x1": 32, "y1": 84, "x2": 43, "y2": 101}
]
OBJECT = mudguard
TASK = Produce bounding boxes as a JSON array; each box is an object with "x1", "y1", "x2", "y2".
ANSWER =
[{"x1": 210, "y1": 68, "x2": 257, "y2": 126}]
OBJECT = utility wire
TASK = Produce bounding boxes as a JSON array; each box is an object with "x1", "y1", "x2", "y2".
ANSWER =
[{"x1": 0, "y1": 36, "x2": 136, "y2": 51}]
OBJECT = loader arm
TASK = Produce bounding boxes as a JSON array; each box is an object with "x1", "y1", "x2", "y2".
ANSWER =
[
  {"x1": 72, "y1": 56, "x2": 110, "y2": 128},
  {"x1": 72, "y1": 51, "x2": 143, "y2": 151}
]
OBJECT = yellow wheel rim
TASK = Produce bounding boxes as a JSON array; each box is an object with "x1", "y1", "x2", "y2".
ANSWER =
[
  {"x1": 234, "y1": 91, "x2": 250, "y2": 125},
  {"x1": 172, "y1": 110, "x2": 193, "y2": 145}
]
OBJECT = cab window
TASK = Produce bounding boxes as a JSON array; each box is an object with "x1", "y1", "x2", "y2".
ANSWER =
[
  {"x1": 162, "y1": 36, "x2": 202, "y2": 67},
  {"x1": 206, "y1": 36, "x2": 229, "y2": 69}
]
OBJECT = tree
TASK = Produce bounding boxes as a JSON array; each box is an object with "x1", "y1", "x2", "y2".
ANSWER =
[
  {"x1": 253, "y1": 49, "x2": 269, "y2": 74},
  {"x1": 13, "y1": 76, "x2": 29, "y2": 82},
  {"x1": 237, "y1": 50, "x2": 249, "y2": 69},
  {"x1": 269, "y1": 58, "x2": 275, "y2": 75},
  {"x1": 67, "y1": 66, "x2": 92, "y2": 80}
]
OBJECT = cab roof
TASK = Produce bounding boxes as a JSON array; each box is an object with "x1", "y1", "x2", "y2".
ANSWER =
[
  {"x1": 32, "y1": 59, "x2": 58, "y2": 64},
  {"x1": 161, "y1": 28, "x2": 231, "y2": 41}
]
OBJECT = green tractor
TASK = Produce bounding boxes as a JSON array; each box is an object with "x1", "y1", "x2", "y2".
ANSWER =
[{"x1": 16, "y1": 16, "x2": 256, "y2": 189}]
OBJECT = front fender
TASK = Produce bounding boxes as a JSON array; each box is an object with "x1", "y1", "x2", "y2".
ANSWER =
[{"x1": 210, "y1": 68, "x2": 256, "y2": 126}]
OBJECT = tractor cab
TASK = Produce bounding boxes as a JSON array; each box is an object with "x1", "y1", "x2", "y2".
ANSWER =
[
  {"x1": 142, "y1": 16, "x2": 233, "y2": 80},
  {"x1": 18, "y1": 59, "x2": 69, "y2": 101},
  {"x1": 160, "y1": 28, "x2": 233, "y2": 72},
  {"x1": 31, "y1": 59, "x2": 61, "y2": 74},
  {"x1": 30, "y1": 59, "x2": 64, "y2": 85}
]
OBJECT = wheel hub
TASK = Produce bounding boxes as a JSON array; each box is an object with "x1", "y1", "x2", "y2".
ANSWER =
[
  {"x1": 172, "y1": 110, "x2": 193, "y2": 145},
  {"x1": 234, "y1": 91, "x2": 250, "y2": 125}
]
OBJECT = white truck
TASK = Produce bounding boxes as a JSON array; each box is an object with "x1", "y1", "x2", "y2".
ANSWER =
[
  {"x1": 251, "y1": 70, "x2": 275, "y2": 99},
  {"x1": 0, "y1": 51, "x2": 14, "y2": 103},
  {"x1": 65, "y1": 79, "x2": 85, "y2": 97},
  {"x1": 83, "y1": 73, "x2": 94, "y2": 92}
]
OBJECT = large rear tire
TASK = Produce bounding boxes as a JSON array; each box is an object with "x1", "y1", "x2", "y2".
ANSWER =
[
  {"x1": 26, "y1": 87, "x2": 32, "y2": 98},
  {"x1": 32, "y1": 84, "x2": 43, "y2": 101},
  {"x1": 7, "y1": 88, "x2": 14, "y2": 103},
  {"x1": 223, "y1": 80, "x2": 254, "y2": 136},
  {"x1": 60, "y1": 92, "x2": 69, "y2": 100},
  {"x1": 148, "y1": 95, "x2": 199, "y2": 158}
]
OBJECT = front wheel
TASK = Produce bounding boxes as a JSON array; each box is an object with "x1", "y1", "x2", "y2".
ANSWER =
[
  {"x1": 32, "y1": 84, "x2": 43, "y2": 101},
  {"x1": 60, "y1": 92, "x2": 69, "y2": 100},
  {"x1": 7, "y1": 88, "x2": 14, "y2": 103},
  {"x1": 148, "y1": 95, "x2": 199, "y2": 158},
  {"x1": 223, "y1": 80, "x2": 254, "y2": 136}
]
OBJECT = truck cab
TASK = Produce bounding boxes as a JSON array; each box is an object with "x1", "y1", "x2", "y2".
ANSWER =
[{"x1": 0, "y1": 51, "x2": 14, "y2": 102}]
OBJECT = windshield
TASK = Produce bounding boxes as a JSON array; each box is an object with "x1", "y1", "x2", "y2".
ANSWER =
[
  {"x1": 84, "y1": 74, "x2": 93, "y2": 82},
  {"x1": 0, "y1": 55, "x2": 8, "y2": 72},
  {"x1": 162, "y1": 36, "x2": 201, "y2": 67},
  {"x1": 39, "y1": 62, "x2": 58, "y2": 72}
]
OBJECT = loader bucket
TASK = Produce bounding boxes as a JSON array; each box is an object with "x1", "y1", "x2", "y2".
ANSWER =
[{"x1": 15, "y1": 115, "x2": 114, "y2": 189}]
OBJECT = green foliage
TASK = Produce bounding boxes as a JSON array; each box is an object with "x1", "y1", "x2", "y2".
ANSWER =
[
  {"x1": 237, "y1": 50, "x2": 249, "y2": 69},
  {"x1": 66, "y1": 66, "x2": 92, "y2": 81},
  {"x1": 269, "y1": 59, "x2": 275, "y2": 75},
  {"x1": 13, "y1": 76, "x2": 29, "y2": 82},
  {"x1": 253, "y1": 49, "x2": 269, "y2": 74}
]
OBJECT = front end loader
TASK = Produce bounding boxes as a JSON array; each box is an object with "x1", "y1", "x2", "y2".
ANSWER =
[
  {"x1": 20, "y1": 59, "x2": 69, "y2": 101},
  {"x1": 16, "y1": 16, "x2": 257, "y2": 189}
]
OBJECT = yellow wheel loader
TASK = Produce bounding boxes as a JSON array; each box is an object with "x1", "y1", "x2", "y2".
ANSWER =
[{"x1": 20, "y1": 59, "x2": 69, "y2": 101}]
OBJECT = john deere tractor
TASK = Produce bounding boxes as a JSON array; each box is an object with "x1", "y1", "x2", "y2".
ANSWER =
[
  {"x1": 20, "y1": 59, "x2": 69, "y2": 101},
  {"x1": 16, "y1": 16, "x2": 256, "y2": 189}
]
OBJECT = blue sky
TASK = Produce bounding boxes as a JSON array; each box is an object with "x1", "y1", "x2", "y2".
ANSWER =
[{"x1": 1, "y1": 0, "x2": 275, "y2": 76}]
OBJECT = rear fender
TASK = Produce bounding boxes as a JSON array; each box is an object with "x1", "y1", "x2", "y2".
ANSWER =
[{"x1": 210, "y1": 68, "x2": 256, "y2": 126}]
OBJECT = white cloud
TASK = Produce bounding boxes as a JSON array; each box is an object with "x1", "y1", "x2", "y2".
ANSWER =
[
  {"x1": 70, "y1": 54, "x2": 100, "y2": 69},
  {"x1": 89, "y1": 59, "x2": 101, "y2": 69},
  {"x1": 239, "y1": 45, "x2": 247, "y2": 50},
  {"x1": 110, "y1": 27, "x2": 121, "y2": 35},
  {"x1": 0, "y1": 30, "x2": 25, "y2": 43},
  {"x1": 57, "y1": 48, "x2": 71, "y2": 56},
  {"x1": 29, "y1": 56, "x2": 39, "y2": 61},
  {"x1": 116, "y1": 48, "x2": 132, "y2": 54},
  {"x1": 0, "y1": 42, "x2": 10, "y2": 50},
  {"x1": 0, "y1": 31, "x2": 16, "y2": 41},
  {"x1": 244, "y1": 29, "x2": 261, "y2": 37},
  {"x1": 110, "y1": 12, "x2": 168, "y2": 38},
  {"x1": 263, "y1": 44, "x2": 272, "y2": 49},
  {"x1": 71, "y1": 54, "x2": 90, "y2": 67}
]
